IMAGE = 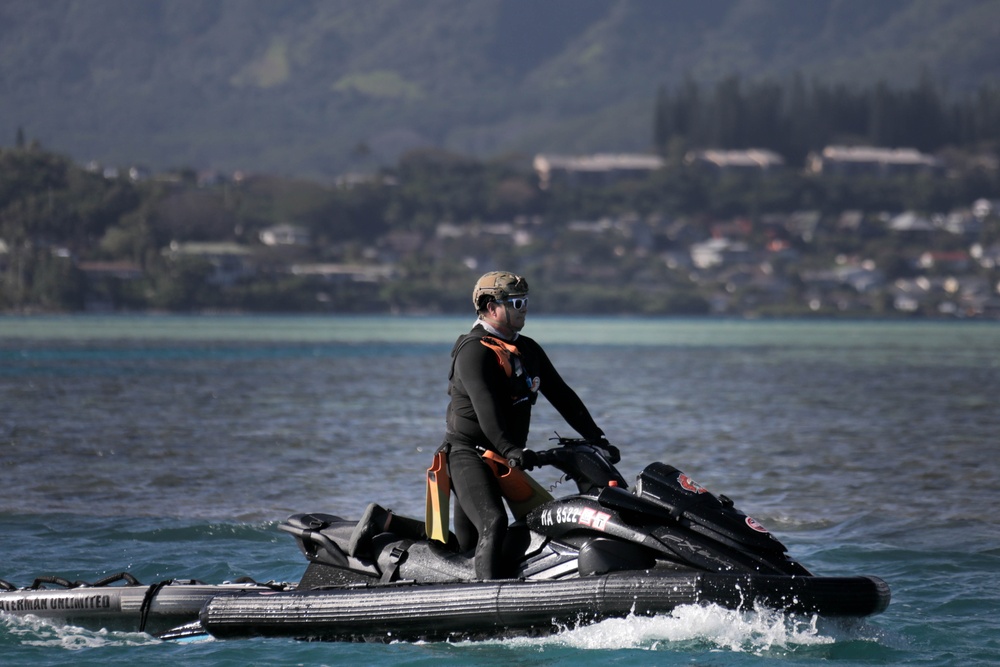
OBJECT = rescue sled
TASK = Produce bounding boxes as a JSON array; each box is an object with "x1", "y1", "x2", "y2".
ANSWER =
[{"x1": 0, "y1": 574, "x2": 290, "y2": 637}]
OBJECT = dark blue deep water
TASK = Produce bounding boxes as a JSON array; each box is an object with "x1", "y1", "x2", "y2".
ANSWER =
[{"x1": 1, "y1": 315, "x2": 998, "y2": 666}]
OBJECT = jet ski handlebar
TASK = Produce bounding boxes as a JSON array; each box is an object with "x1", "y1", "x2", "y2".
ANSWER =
[{"x1": 532, "y1": 437, "x2": 629, "y2": 492}]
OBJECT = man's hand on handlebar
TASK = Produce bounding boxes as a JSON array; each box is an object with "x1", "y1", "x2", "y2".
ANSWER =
[
  {"x1": 590, "y1": 436, "x2": 621, "y2": 464},
  {"x1": 507, "y1": 448, "x2": 539, "y2": 471}
]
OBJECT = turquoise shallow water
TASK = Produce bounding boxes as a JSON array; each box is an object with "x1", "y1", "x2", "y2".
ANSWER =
[{"x1": 1, "y1": 315, "x2": 999, "y2": 665}]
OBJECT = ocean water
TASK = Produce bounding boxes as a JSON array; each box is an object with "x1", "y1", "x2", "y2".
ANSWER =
[{"x1": 1, "y1": 315, "x2": 998, "y2": 666}]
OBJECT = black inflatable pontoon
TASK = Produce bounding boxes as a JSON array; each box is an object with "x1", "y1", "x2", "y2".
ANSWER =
[{"x1": 200, "y1": 572, "x2": 889, "y2": 642}]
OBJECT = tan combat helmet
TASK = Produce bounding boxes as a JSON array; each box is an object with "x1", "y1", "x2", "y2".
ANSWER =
[{"x1": 472, "y1": 271, "x2": 529, "y2": 311}]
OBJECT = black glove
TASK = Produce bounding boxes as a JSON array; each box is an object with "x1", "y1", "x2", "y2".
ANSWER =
[
  {"x1": 590, "y1": 437, "x2": 621, "y2": 464},
  {"x1": 507, "y1": 448, "x2": 539, "y2": 471}
]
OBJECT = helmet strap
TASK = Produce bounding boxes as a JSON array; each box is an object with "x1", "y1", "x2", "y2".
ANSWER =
[{"x1": 481, "y1": 301, "x2": 516, "y2": 339}]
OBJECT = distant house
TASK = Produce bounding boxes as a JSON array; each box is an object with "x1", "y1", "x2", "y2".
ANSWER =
[
  {"x1": 888, "y1": 211, "x2": 935, "y2": 232},
  {"x1": 259, "y1": 223, "x2": 311, "y2": 247},
  {"x1": 891, "y1": 275, "x2": 990, "y2": 316},
  {"x1": 335, "y1": 172, "x2": 398, "y2": 189},
  {"x1": 941, "y1": 211, "x2": 980, "y2": 236},
  {"x1": 972, "y1": 198, "x2": 1000, "y2": 219},
  {"x1": 435, "y1": 222, "x2": 533, "y2": 247},
  {"x1": 970, "y1": 243, "x2": 1000, "y2": 269},
  {"x1": 689, "y1": 237, "x2": 754, "y2": 269},
  {"x1": 128, "y1": 166, "x2": 151, "y2": 182},
  {"x1": 892, "y1": 276, "x2": 938, "y2": 313},
  {"x1": 807, "y1": 146, "x2": 943, "y2": 177},
  {"x1": 685, "y1": 148, "x2": 785, "y2": 173},
  {"x1": 77, "y1": 261, "x2": 143, "y2": 280},
  {"x1": 161, "y1": 241, "x2": 255, "y2": 285},
  {"x1": 289, "y1": 263, "x2": 395, "y2": 283},
  {"x1": 801, "y1": 263, "x2": 884, "y2": 294},
  {"x1": 918, "y1": 251, "x2": 971, "y2": 273},
  {"x1": 533, "y1": 153, "x2": 664, "y2": 189}
]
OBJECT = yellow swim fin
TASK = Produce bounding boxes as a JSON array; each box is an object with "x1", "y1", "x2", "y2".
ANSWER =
[{"x1": 424, "y1": 450, "x2": 451, "y2": 543}]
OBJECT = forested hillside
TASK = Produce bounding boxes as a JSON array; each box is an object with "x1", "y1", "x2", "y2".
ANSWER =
[{"x1": 2, "y1": 0, "x2": 999, "y2": 177}]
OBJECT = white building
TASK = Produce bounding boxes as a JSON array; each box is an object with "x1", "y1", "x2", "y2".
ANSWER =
[
  {"x1": 259, "y1": 223, "x2": 311, "y2": 247},
  {"x1": 533, "y1": 153, "x2": 664, "y2": 189},
  {"x1": 807, "y1": 146, "x2": 943, "y2": 177},
  {"x1": 685, "y1": 148, "x2": 785, "y2": 172}
]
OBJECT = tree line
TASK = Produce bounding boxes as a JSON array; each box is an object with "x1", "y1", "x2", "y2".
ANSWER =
[{"x1": 653, "y1": 73, "x2": 1000, "y2": 164}]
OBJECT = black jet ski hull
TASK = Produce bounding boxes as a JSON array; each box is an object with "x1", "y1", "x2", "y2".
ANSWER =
[{"x1": 201, "y1": 572, "x2": 891, "y2": 642}]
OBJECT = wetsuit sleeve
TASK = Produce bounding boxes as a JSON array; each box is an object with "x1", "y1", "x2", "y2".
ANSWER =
[
  {"x1": 534, "y1": 344, "x2": 605, "y2": 441},
  {"x1": 453, "y1": 341, "x2": 523, "y2": 456}
]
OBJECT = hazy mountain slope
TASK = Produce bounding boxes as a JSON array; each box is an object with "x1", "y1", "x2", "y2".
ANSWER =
[{"x1": 1, "y1": 0, "x2": 996, "y2": 178}]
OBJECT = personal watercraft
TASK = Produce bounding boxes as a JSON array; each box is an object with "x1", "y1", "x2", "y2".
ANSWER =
[
  {"x1": 203, "y1": 439, "x2": 890, "y2": 641},
  {"x1": 1, "y1": 440, "x2": 889, "y2": 642}
]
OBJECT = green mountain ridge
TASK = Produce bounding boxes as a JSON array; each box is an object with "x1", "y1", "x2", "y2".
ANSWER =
[{"x1": 2, "y1": 0, "x2": 998, "y2": 178}]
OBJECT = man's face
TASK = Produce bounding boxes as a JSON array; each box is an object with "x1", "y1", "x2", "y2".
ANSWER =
[
  {"x1": 498, "y1": 296, "x2": 528, "y2": 331},
  {"x1": 486, "y1": 296, "x2": 528, "y2": 333}
]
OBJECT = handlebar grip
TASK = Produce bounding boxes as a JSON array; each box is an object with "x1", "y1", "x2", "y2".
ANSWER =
[{"x1": 532, "y1": 448, "x2": 557, "y2": 466}]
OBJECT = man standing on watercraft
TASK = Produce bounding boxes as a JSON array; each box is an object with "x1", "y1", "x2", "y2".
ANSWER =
[{"x1": 442, "y1": 271, "x2": 617, "y2": 579}]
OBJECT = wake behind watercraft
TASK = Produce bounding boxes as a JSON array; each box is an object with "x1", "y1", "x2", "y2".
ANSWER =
[{"x1": 1, "y1": 440, "x2": 889, "y2": 642}]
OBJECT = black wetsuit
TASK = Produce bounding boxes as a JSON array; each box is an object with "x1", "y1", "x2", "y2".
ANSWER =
[{"x1": 444, "y1": 323, "x2": 604, "y2": 578}]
